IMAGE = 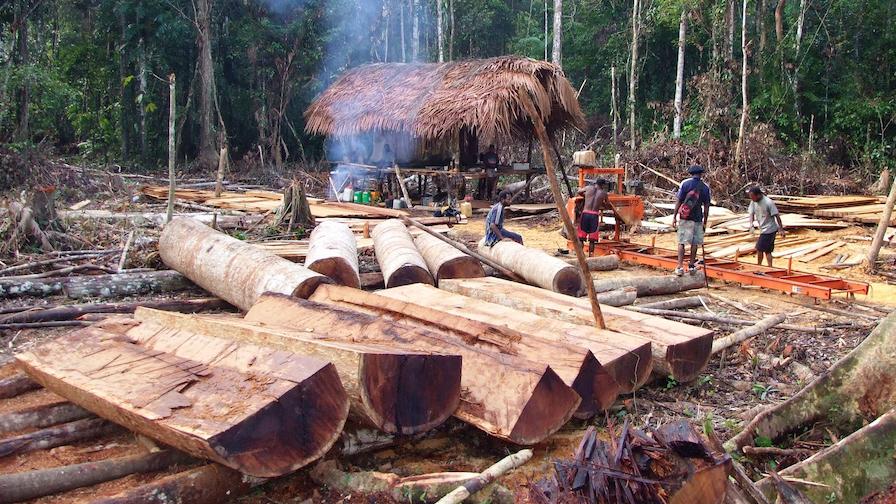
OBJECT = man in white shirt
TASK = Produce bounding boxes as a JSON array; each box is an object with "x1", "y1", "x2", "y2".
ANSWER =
[{"x1": 747, "y1": 187, "x2": 786, "y2": 266}]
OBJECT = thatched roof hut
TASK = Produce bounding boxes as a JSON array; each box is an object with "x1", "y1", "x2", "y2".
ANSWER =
[{"x1": 304, "y1": 56, "x2": 585, "y2": 149}]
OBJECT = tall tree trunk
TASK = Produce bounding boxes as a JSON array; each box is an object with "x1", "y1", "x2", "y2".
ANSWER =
[
  {"x1": 544, "y1": 0, "x2": 548, "y2": 60},
  {"x1": 628, "y1": 0, "x2": 641, "y2": 150},
  {"x1": 673, "y1": 8, "x2": 688, "y2": 139},
  {"x1": 774, "y1": 0, "x2": 786, "y2": 43},
  {"x1": 138, "y1": 37, "x2": 148, "y2": 166},
  {"x1": 448, "y1": 0, "x2": 454, "y2": 60},
  {"x1": 436, "y1": 0, "x2": 444, "y2": 62},
  {"x1": 726, "y1": 0, "x2": 735, "y2": 62},
  {"x1": 167, "y1": 74, "x2": 176, "y2": 225},
  {"x1": 118, "y1": 10, "x2": 131, "y2": 162},
  {"x1": 734, "y1": 0, "x2": 749, "y2": 166},
  {"x1": 793, "y1": 0, "x2": 806, "y2": 119},
  {"x1": 611, "y1": 65, "x2": 618, "y2": 146},
  {"x1": 14, "y1": 5, "x2": 30, "y2": 143},
  {"x1": 382, "y1": 0, "x2": 390, "y2": 62},
  {"x1": 195, "y1": 0, "x2": 218, "y2": 171},
  {"x1": 411, "y1": 0, "x2": 419, "y2": 61},
  {"x1": 551, "y1": 0, "x2": 562, "y2": 65},
  {"x1": 400, "y1": 0, "x2": 406, "y2": 62}
]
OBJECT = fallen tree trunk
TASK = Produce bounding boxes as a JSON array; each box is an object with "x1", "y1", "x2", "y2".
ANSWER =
[
  {"x1": 248, "y1": 290, "x2": 582, "y2": 445},
  {"x1": 594, "y1": 272, "x2": 706, "y2": 296},
  {"x1": 0, "y1": 417, "x2": 117, "y2": 457},
  {"x1": 726, "y1": 311, "x2": 896, "y2": 454},
  {"x1": 160, "y1": 217, "x2": 330, "y2": 310},
  {"x1": 596, "y1": 288, "x2": 638, "y2": 307},
  {"x1": 17, "y1": 318, "x2": 349, "y2": 477},
  {"x1": 629, "y1": 306, "x2": 821, "y2": 333},
  {"x1": 711, "y1": 314, "x2": 787, "y2": 354},
  {"x1": 89, "y1": 464, "x2": 260, "y2": 504},
  {"x1": 378, "y1": 284, "x2": 652, "y2": 394},
  {"x1": 134, "y1": 307, "x2": 461, "y2": 435},
  {"x1": 636, "y1": 296, "x2": 706, "y2": 310},
  {"x1": 563, "y1": 254, "x2": 621, "y2": 271},
  {"x1": 413, "y1": 232, "x2": 484, "y2": 284},
  {"x1": 0, "y1": 449, "x2": 194, "y2": 503},
  {"x1": 477, "y1": 239, "x2": 582, "y2": 295},
  {"x1": 371, "y1": 219, "x2": 434, "y2": 288},
  {"x1": 755, "y1": 406, "x2": 896, "y2": 503},
  {"x1": 0, "y1": 372, "x2": 40, "y2": 398},
  {"x1": 0, "y1": 270, "x2": 195, "y2": 300},
  {"x1": 440, "y1": 277, "x2": 713, "y2": 383},
  {"x1": 0, "y1": 400, "x2": 91, "y2": 434},
  {"x1": 60, "y1": 209, "x2": 266, "y2": 229},
  {"x1": 0, "y1": 297, "x2": 230, "y2": 324},
  {"x1": 304, "y1": 221, "x2": 360, "y2": 288}
]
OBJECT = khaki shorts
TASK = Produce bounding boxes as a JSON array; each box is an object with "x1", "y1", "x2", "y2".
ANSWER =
[{"x1": 677, "y1": 220, "x2": 705, "y2": 245}]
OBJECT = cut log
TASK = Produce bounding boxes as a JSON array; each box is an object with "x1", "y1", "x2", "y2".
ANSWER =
[
  {"x1": 436, "y1": 449, "x2": 533, "y2": 504},
  {"x1": 247, "y1": 290, "x2": 582, "y2": 445},
  {"x1": 0, "y1": 372, "x2": 40, "y2": 398},
  {"x1": 16, "y1": 318, "x2": 349, "y2": 477},
  {"x1": 440, "y1": 277, "x2": 713, "y2": 383},
  {"x1": 304, "y1": 221, "x2": 361, "y2": 288},
  {"x1": 596, "y1": 288, "x2": 638, "y2": 306},
  {"x1": 378, "y1": 284, "x2": 652, "y2": 394},
  {"x1": 655, "y1": 420, "x2": 710, "y2": 458},
  {"x1": 0, "y1": 400, "x2": 91, "y2": 434},
  {"x1": 160, "y1": 217, "x2": 330, "y2": 310},
  {"x1": 636, "y1": 296, "x2": 706, "y2": 310},
  {"x1": 371, "y1": 219, "x2": 434, "y2": 288},
  {"x1": 88, "y1": 464, "x2": 259, "y2": 504},
  {"x1": 0, "y1": 297, "x2": 230, "y2": 324},
  {"x1": 477, "y1": 238, "x2": 582, "y2": 295},
  {"x1": 413, "y1": 231, "x2": 485, "y2": 284},
  {"x1": 564, "y1": 254, "x2": 621, "y2": 271},
  {"x1": 0, "y1": 417, "x2": 118, "y2": 457},
  {"x1": 0, "y1": 449, "x2": 194, "y2": 503},
  {"x1": 309, "y1": 285, "x2": 619, "y2": 416},
  {"x1": 756, "y1": 407, "x2": 896, "y2": 502},
  {"x1": 726, "y1": 310, "x2": 896, "y2": 454},
  {"x1": 630, "y1": 307, "x2": 820, "y2": 333},
  {"x1": 0, "y1": 270, "x2": 195, "y2": 300},
  {"x1": 711, "y1": 314, "x2": 787, "y2": 354},
  {"x1": 134, "y1": 307, "x2": 461, "y2": 435},
  {"x1": 593, "y1": 272, "x2": 706, "y2": 296}
]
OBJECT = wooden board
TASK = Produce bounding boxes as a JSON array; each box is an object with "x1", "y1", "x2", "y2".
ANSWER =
[
  {"x1": 439, "y1": 277, "x2": 713, "y2": 383},
  {"x1": 377, "y1": 284, "x2": 653, "y2": 394},
  {"x1": 15, "y1": 318, "x2": 349, "y2": 477}
]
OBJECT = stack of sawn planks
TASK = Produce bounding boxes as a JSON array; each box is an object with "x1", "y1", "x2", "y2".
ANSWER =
[
  {"x1": 775, "y1": 194, "x2": 895, "y2": 225},
  {"x1": 8, "y1": 218, "x2": 713, "y2": 485}
]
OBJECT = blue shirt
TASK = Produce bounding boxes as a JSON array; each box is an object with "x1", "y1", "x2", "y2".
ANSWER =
[
  {"x1": 677, "y1": 177, "x2": 711, "y2": 222},
  {"x1": 484, "y1": 203, "x2": 506, "y2": 246}
]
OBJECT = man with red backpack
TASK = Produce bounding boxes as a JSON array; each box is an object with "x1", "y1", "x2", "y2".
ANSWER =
[{"x1": 671, "y1": 165, "x2": 711, "y2": 276}]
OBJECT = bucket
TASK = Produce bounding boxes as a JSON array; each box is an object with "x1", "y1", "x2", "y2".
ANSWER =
[
  {"x1": 342, "y1": 187, "x2": 353, "y2": 202},
  {"x1": 353, "y1": 191, "x2": 363, "y2": 203},
  {"x1": 392, "y1": 198, "x2": 404, "y2": 209},
  {"x1": 460, "y1": 201, "x2": 473, "y2": 218},
  {"x1": 362, "y1": 191, "x2": 371, "y2": 204},
  {"x1": 370, "y1": 191, "x2": 380, "y2": 203}
]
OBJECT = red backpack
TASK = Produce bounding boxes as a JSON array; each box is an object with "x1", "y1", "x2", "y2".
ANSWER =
[{"x1": 677, "y1": 183, "x2": 703, "y2": 220}]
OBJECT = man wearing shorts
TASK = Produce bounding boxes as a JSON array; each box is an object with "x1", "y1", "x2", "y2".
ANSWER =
[
  {"x1": 672, "y1": 165, "x2": 711, "y2": 275},
  {"x1": 577, "y1": 179, "x2": 619, "y2": 249},
  {"x1": 747, "y1": 187, "x2": 785, "y2": 266}
]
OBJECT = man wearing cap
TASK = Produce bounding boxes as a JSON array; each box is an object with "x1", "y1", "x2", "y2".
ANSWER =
[
  {"x1": 672, "y1": 165, "x2": 711, "y2": 275},
  {"x1": 747, "y1": 187, "x2": 785, "y2": 266}
]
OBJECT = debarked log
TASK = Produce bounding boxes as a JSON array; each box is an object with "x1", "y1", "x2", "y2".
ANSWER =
[
  {"x1": 304, "y1": 221, "x2": 361, "y2": 288},
  {"x1": 16, "y1": 318, "x2": 349, "y2": 477},
  {"x1": 477, "y1": 239, "x2": 582, "y2": 295},
  {"x1": 160, "y1": 217, "x2": 330, "y2": 310},
  {"x1": 594, "y1": 272, "x2": 706, "y2": 297},
  {"x1": 371, "y1": 219, "x2": 434, "y2": 288},
  {"x1": 248, "y1": 290, "x2": 582, "y2": 445},
  {"x1": 413, "y1": 232, "x2": 485, "y2": 284},
  {"x1": 134, "y1": 307, "x2": 461, "y2": 435}
]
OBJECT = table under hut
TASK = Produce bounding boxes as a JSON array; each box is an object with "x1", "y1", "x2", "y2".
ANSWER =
[{"x1": 303, "y1": 56, "x2": 585, "y2": 208}]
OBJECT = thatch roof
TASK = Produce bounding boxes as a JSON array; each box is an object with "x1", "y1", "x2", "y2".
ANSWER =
[{"x1": 304, "y1": 56, "x2": 585, "y2": 144}]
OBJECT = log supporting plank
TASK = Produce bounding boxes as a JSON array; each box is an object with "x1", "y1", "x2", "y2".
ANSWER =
[
  {"x1": 88, "y1": 464, "x2": 260, "y2": 504},
  {"x1": 0, "y1": 449, "x2": 194, "y2": 504},
  {"x1": 0, "y1": 400, "x2": 91, "y2": 434},
  {"x1": 477, "y1": 238, "x2": 582, "y2": 295},
  {"x1": 160, "y1": 217, "x2": 330, "y2": 310},
  {"x1": 16, "y1": 319, "x2": 349, "y2": 477},
  {"x1": 593, "y1": 273, "x2": 707, "y2": 296},
  {"x1": 413, "y1": 231, "x2": 485, "y2": 284},
  {"x1": 440, "y1": 277, "x2": 713, "y2": 383},
  {"x1": 371, "y1": 219, "x2": 435, "y2": 288},
  {"x1": 134, "y1": 307, "x2": 461, "y2": 435},
  {"x1": 0, "y1": 417, "x2": 117, "y2": 457},
  {"x1": 304, "y1": 221, "x2": 361, "y2": 288},
  {"x1": 379, "y1": 284, "x2": 652, "y2": 393},
  {"x1": 0, "y1": 372, "x2": 40, "y2": 399},
  {"x1": 247, "y1": 290, "x2": 582, "y2": 445}
]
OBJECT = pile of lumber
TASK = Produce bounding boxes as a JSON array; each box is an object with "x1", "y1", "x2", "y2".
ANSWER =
[
  {"x1": 712, "y1": 213, "x2": 848, "y2": 232},
  {"x1": 529, "y1": 421, "x2": 731, "y2": 504},
  {"x1": 772, "y1": 194, "x2": 896, "y2": 225}
]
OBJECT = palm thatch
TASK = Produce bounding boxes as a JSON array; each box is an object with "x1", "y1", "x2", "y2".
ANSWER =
[{"x1": 304, "y1": 56, "x2": 585, "y2": 144}]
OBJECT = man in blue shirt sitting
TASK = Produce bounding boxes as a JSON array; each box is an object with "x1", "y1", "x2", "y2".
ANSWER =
[
  {"x1": 484, "y1": 190, "x2": 523, "y2": 247},
  {"x1": 671, "y1": 165, "x2": 711, "y2": 275}
]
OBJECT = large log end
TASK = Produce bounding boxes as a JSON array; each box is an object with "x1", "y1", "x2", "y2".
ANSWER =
[
  {"x1": 601, "y1": 342, "x2": 654, "y2": 394},
  {"x1": 306, "y1": 257, "x2": 360, "y2": 289},
  {"x1": 553, "y1": 268, "x2": 584, "y2": 296},
  {"x1": 209, "y1": 362, "x2": 349, "y2": 477},
  {"x1": 384, "y1": 265, "x2": 435, "y2": 288},
  {"x1": 509, "y1": 367, "x2": 581, "y2": 445},
  {"x1": 664, "y1": 333, "x2": 713, "y2": 383},
  {"x1": 571, "y1": 353, "x2": 621, "y2": 418},
  {"x1": 360, "y1": 353, "x2": 462, "y2": 435},
  {"x1": 436, "y1": 258, "x2": 486, "y2": 284}
]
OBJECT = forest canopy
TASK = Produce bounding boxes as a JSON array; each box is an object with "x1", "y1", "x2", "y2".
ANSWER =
[{"x1": 0, "y1": 0, "x2": 893, "y2": 176}]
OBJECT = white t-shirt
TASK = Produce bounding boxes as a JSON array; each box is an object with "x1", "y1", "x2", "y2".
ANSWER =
[{"x1": 748, "y1": 196, "x2": 780, "y2": 234}]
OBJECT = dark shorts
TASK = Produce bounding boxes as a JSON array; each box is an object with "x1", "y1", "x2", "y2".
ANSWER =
[
  {"x1": 580, "y1": 211, "x2": 599, "y2": 234},
  {"x1": 756, "y1": 232, "x2": 776, "y2": 253}
]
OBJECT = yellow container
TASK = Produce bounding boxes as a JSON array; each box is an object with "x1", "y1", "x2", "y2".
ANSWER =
[{"x1": 460, "y1": 201, "x2": 473, "y2": 218}]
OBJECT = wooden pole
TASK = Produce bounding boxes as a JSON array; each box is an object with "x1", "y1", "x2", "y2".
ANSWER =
[
  {"x1": 214, "y1": 145, "x2": 227, "y2": 197},
  {"x1": 866, "y1": 176, "x2": 896, "y2": 272},
  {"x1": 518, "y1": 93, "x2": 606, "y2": 329},
  {"x1": 436, "y1": 449, "x2": 533, "y2": 504},
  {"x1": 401, "y1": 216, "x2": 527, "y2": 283},
  {"x1": 166, "y1": 73, "x2": 176, "y2": 224},
  {"x1": 394, "y1": 164, "x2": 412, "y2": 206}
]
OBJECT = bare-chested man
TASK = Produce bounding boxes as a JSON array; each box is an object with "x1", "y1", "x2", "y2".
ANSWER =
[{"x1": 577, "y1": 179, "x2": 619, "y2": 248}]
